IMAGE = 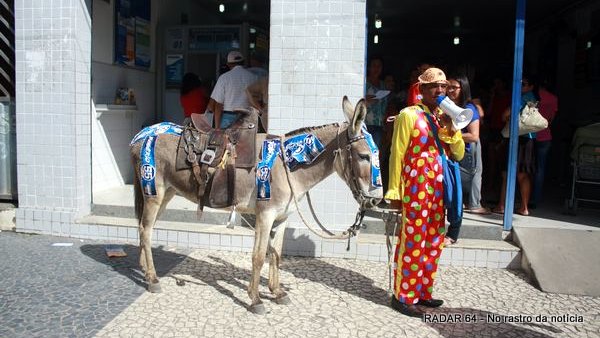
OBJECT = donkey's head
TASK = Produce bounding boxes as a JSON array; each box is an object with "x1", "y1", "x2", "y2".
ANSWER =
[{"x1": 335, "y1": 96, "x2": 384, "y2": 209}]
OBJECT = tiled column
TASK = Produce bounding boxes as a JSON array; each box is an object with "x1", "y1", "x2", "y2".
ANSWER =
[
  {"x1": 269, "y1": 0, "x2": 367, "y2": 231},
  {"x1": 14, "y1": 0, "x2": 92, "y2": 234}
]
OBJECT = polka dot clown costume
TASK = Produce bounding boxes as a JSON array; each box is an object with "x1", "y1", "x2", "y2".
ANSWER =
[{"x1": 386, "y1": 103, "x2": 464, "y2": 306}]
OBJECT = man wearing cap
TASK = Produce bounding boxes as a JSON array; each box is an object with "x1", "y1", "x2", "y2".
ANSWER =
[
  {"x1": 386, "y1": 68, "x2": 465, "y2": 317},
  {"x1": 210, "y1": 50, "x2": 258, "y2": 129}
]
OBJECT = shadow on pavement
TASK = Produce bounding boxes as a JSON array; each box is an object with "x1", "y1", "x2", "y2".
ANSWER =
[
  {"x1": 80, "y1": 244, "x2": 188, "y2": 289},
  {"x1": 423, "y1": 307, "x2": 560, "y2": 338},
  {"x1": 80, "y1": 244, "x2": 272, "y2": 311},
  {"x1": 80, "y1": 243, "x2": 389, "y2": 310},
  {"x1": 281, "y1": 256, "x2": 391, "y2": 306}
]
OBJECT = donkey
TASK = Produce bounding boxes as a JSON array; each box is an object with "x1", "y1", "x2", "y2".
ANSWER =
[{"x1": 130, "y1": 96, "x2": 383, "y2": 314}]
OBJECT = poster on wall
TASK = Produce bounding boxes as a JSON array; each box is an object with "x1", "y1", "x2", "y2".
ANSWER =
[
  {"x1": 165, "y1": 54, "x2": 184, "y2": 88},
  {"x1": 166, "y1": 28, "x2": 184, "y2": 51},
  {"x1": 135, "y1": 18, "x2": 151, "y2": 68},
  {"x1": 115, "y1": 0, "x2": 151, "y2": 69}
]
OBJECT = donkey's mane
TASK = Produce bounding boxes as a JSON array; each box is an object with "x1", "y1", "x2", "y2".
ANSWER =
[{"x1": 284, "y1": 122, "x2": 342, "y2": 137}]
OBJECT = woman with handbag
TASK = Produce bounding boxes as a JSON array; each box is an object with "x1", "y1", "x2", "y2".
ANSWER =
[
  {"x1": 444, "y1": 74, "x2": 490, "y2": 246},
  {"x1": 493, "y1": 75, "x2": 539, "y2": 216}
]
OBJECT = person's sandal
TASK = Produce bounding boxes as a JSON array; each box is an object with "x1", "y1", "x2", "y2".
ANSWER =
[
  {"x1": 444, "y1": 237, "x2": 456, "y2": 246},
  {"x1": 466, "y1": 207, "x2": 492, "y2": 215},
  {"x1": 491, "y1": 207, "x2": 504, "y2": 215}
]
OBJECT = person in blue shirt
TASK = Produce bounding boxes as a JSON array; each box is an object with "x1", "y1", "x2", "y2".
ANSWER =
[{"x1": 444, "y1": 74, "x2": 490, "y2": 245}]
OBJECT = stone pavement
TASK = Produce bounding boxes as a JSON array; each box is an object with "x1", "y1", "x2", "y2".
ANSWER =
[{"x1": 1, "y1": 232, "x2": 599, "y2": 338}]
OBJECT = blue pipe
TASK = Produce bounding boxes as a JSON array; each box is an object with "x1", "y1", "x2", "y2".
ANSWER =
[{"x1": 503, "y1": 0, "x2": 527, "y2": 231}]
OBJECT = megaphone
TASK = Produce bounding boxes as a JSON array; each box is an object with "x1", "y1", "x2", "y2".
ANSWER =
[{"x1": 436, "y1": 96, "x2": 473, "y2": 130}]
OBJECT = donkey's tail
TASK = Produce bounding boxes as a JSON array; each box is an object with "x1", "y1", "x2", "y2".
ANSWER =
[{"x1": 133, "y1": 164, "x2": 144, "y2": 224}]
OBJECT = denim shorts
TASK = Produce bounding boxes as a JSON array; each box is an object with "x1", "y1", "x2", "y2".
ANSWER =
[{"x1": 220, "y1": 111, "x2": 239, "y2": 129}]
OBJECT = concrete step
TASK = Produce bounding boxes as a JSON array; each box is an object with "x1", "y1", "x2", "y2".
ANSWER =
[
  {"x1": 74, "y1": 214, "x2": 520, "y2": 269},
  {"x1": 91, "y1": 204, "x2": 238, "y2": 226},
  {"x1": 92, "y1": 187, "x2": 504, "y2": 241},
  {"x1": 84, "y1": 185, "x2": 517, "y2": 269},
  {"x1": 0, "y1": 202, "x2": 16, "y2": 231},
  {"x1": 363, "y1": 207, "x2": 504, "y2": 240},
  {"x1": 513, "y1": 225, "x2": 600, "y2": 296}
]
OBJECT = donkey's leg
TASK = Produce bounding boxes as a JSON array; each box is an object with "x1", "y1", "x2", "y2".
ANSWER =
[
  {"x1": 248, "y1": 211, "x2": 276, "y2": 314},
  {"x1": 139, "y1": 194, "x2": 165, "y2": 293},
  {"x1": 157, "y1": 187, "x2": 177, "y2": 219},
  {"x1": 268, "y1": 219, "x2": 290, "y2": 305},
  {"x1": 139, "y1": 187, "x2": 176, "y2": 273}
]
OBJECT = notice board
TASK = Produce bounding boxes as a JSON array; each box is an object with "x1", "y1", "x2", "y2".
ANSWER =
[{"x1": 115, "y1": 0, "x2": 151, "y2": 69}]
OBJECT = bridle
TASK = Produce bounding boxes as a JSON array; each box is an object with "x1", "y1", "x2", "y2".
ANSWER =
[
  {"x1": 279, "y1": 122, "x2": 379, "y2": 247},
  {"x1": 333, "y1": 122, "x2": 380, "y2": 210}
]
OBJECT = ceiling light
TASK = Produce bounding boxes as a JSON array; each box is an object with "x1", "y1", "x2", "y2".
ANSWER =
[
  {"x1": 219, "y1": 4, "x2": 225, "y2": 13},
  {"x1": 250, "y1": 28, "x2": 256, "y2": 34},
  {"x1": 453, "y1": 36, "x2": 460, "y2": 45},
  {"x1": 454, "y1": 16, "x2": 461, "y2": 27},
  {"x1": 587, "y1": 41, "x2": 592, "y2": 49},
  {"x1": 375, "y1": 19, "x2": 382, "y2": 29},
  {"x1": 374, "y1": 35, "x2": 379, "y2": 44},
  {"x1": 243, "y1": 2, "x2": 248, "y2": 12}
]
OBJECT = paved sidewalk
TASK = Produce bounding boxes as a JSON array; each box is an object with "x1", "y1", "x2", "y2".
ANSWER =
[{"x1": 1, "y1": 232, "x2": 599, "y2": 338}]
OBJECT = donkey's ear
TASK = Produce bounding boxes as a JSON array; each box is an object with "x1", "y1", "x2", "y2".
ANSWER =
[
  {"x1": 349, "y1": 99, "x2": 367, "y2": 137},
  {"x1": 342, "y1": 96, "x2": 354, "y2": 123}
]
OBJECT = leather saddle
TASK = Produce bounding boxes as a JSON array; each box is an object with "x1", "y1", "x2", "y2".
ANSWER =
[{"x1": 176, "y1": 109, "x2": 259, "y2": 211}]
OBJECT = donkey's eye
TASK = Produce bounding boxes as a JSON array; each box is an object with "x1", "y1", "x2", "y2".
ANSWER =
[{"x1": 358, "y1": 153, "x2": 371, "y2": 161}]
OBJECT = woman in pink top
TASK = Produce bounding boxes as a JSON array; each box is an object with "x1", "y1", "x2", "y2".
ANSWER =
[{"x1": 531, "y1": 84, "x2": 558, "y2": 208}]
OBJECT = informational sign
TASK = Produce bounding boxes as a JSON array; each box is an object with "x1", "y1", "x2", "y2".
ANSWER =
[
  {"x1": 115, "y1": 0, "x2": 151, "y2": 69},
  {"x1": 166, "y1": 28, "x2": 184, "y2": 51},
  {"x1": 135, "y1": 17, "x2": 151, "y2": 68},
  {"x1": 165, "y1": 54, "x2": 184, "y2": 88}
]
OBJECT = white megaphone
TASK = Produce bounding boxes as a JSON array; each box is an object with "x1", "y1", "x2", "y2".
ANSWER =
[{"x1": 436, "y1": 96, "x2": 473, "y2": 130}]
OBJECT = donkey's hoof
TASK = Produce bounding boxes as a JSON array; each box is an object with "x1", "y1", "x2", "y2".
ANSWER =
[
  {"x1": 249, "y1": 303, "x2": 266, "y2": 315},
  {"x1": 147, "y1": 282, "x2": 162, "y2": 293},
  {"x1": 275, "y1": 294, "x2": 291, "y2": 305}
]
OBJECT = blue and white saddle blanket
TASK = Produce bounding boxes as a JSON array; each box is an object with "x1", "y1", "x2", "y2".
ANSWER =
[
  {"x1": 283, "y1": 133, "x2": 325, "y2": 169},
  {"x1": 130, "y1": 122, "x2": 183, "y2": 145},
  {"x1": 131, "y1": 122, "x2": 183, "y2": 197},
  {"x1": 256, "y1": 133, "x2": 326, "y2": 200},
  {"x1": 256, "y1": 139, "x2": 281, "y2": 200}
]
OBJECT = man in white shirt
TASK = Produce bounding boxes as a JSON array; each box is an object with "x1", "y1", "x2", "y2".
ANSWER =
[{"x1": 210, "y1": 50, "x2": 258, "y2": 129}]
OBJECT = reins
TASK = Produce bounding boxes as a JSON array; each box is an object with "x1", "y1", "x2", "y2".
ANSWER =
[{"x1": 279, "y1": 123, "x2": 366, "y2": 248}]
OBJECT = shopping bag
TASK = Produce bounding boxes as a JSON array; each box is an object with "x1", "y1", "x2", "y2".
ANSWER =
[
  {"x1": 501, "y1": 102, "x2": 548, "y2": 138},
  {"x1": 444, "y1": 158, "x2": 463, "y2": 224}
]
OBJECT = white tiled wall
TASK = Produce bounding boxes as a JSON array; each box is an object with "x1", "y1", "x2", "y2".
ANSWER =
[
  {"x1": 270, "y1": 0, "x2": 367, "y2": 230},
  {"x1": 15, "y1": 0, "x2": 92, "y2": 232}
]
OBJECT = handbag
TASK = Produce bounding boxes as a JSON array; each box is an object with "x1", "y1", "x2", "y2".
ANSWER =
[
  {"x1": 501, "y1": 101, "x2": 548, "y2": 138},
  {"x1": 424, "y1": 113, "x2": 463, "y2": 222}
]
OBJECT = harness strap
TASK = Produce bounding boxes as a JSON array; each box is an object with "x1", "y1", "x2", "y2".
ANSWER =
[
  {"x1": 191, "y1": 162, "x2": 210, "y2": 216},
  {"x1": 279, "y1": 126, "x2": 363, "y2": 243}
]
